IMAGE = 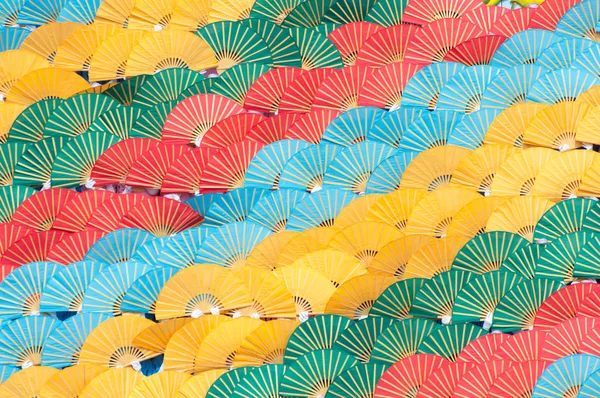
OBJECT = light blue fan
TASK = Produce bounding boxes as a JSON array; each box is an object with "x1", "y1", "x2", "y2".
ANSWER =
[
  {"x1": 0, "y1": 1, "x2": 28, "y2": 27},
  {"x1": 278, "y1": 144, "x2": 341, "y2": 192},
  {"x1": 573, "y1": 44, "x2": 600, "y2": 78},
  {"x1": 56, "y1": 0, "x2": 101, "y2": 23},
  {"x1": 184, "y1": 194, "x2": 219, "y2": 218},
  {"x1": 286, "y1": 188, "x2": 356, "y2": 231},
  {"x1": 480, "y1": 64, "x2": 549, "y2": 109},
  {"x1": 130, "y1": 237, "x2": 170, "y2": 265},
  {"x1": 41, "y1": 313, "x2": 111, "y2": 368},
  {"x1": 322, "y1": 141, "x2": 396, "y2": 194},
  {"x1": 533, "y1": 354, "x2": 600, "y2": 398},
  {"x1": 437, "y1": 65, "x2": 503, "y2": 114},
  {"x1": 321, "y1": 107, "x2": 386, "y2": 147},
  {"x1": 155, "y1": 226, "x2": 214, "y2": 269},
  {"x1": 17, "y1": 0, "x2": 67, "y2": 25},
  {"x1": 0, "y1": 26, "x2": 29, "y2": 51},
  {"x1": 0, "y1": 315, "x2": 59, "y2": 367},
  {"x1": 120, "y1": 267, "x2": 179, "y2": 314},
  {"x1": 247, "y1": 189, "x2": 308, "y2": 232},
  {"x1": 526, "y1": 68, "x2": 599, "y2": 104},
  {"x1": 398, "y1": 110, "x2": 463, "y2": 152},
  {"x1": 203, "y1": 188, "x2": 267, "y2": 227},
  {"x1": 244, "y1": 140, "x2": 312, "y2": 190},
  {"x1": 366, "y1": 108, "x2": 425, "y2": 148},
  {"x1": 447, "y1": 109, "x2": 502, "y2": 149},
  {"x1": 490, "y1": 29, "x2": 559, "y2": 68},
  {"x1": 0, "y1": 262, "x2": 61, "y2": 322},
  {"x1": 580, "y1": 367, "x2": 600, "y2": 397},
  {"x1": 555, "y1": 0, "x2": 600, "y2": 40},
  {"x1": 366, "y1": 151, "x2": 419, "y2": 194},
  {"x1": 402, "y1": 62, "x2": 466, "y2": 110},
  {"x1": 194, "y1": 221, "x2": 272, "y2": 268},
  {"x1": 81, "y1": 262, "x2": 152, "y2": 315},
  {"x1": 0, "y1": 366, "x2": 17, "y2": 383},
  {"x1": 40, "y1": 261, "x2": 105, "y2": 313},
  {"x1": 536, "y1": 38, "x2": 593, "y2": 70},
  {"x1": 83, "y1": 228, "x2": 154, "y2": 264}
]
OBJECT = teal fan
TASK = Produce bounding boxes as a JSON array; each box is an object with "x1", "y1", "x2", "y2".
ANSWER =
[
  {"x1": 332, "y1": 316, "x2": 396, "y2": 363},
  {"x1": 369, "y1": 278, "x2": 426, "y2": 320},
  {"x1": 241, "y1": 18, "x2": 303, "y2": 67},
  {"x1": 370, "y1": 318, "x2": 441, "y2": 364},
  {"x1": 7, "y1": 99, "x2": 63, "y2": 143},
  {"x1": 130, "y1": 68, "x2": 204, "y2": 108}
]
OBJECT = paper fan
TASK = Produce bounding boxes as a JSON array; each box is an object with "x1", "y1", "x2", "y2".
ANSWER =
[
  {"x1": 247, "y1": 190, "x2": 308, "y2": 233},
  {"x1": 369, "y1": 278, "x2": 424, "y2": 320},
  {"x1": 320, "y1": 0, "x2": 376, "y2": 23},
  {"x1": 85, "y1": 193, "x2": 147, "y2": 234},
  {"x1": 83, "y1": 228, "x2": 152, "y2": 264},
  {"x1": 369, "y1": 233, "x2": 431, "y2": 278},
  {"x1": 417, "y1": 361, "x2": 474, "y2": 398},
  {"x1": 128, "y1": 372, "x2": 190, "y2": 398},
  {"x1": 484, "y1": 103, "x2": 548, "y2": 147},
  {"x1": 366, "y1": 152, "x2": 419, "y2": 194},
  {"x1": 540, "y1": 316, "x2": 599, "y2": 361},
  {"x1": 355, "y1": 24, "x2": 419, "y2": 67},
  {"x1": 555, "y1": 0, "x2": 600, "y2": 40},
  {"x1": 0, "y1": 366, "x2": 58, "y2": 398},
  {"x1": 281, "y1": 0, "x2": 336, "y2": 28},
  {"x1": 436, "y1": 65, "x2": 502, "y2": 114},
  {"x1": 0, "y1": 142, "x2": 29, "y2": 187},
  {"x1": 398, "y1": 110, "x2": 463, "y2": 152},
  {"x1": 278, "y1": 144, "x2": 340, "y2": 192},
  {"x1": 19, "y1": 22, "x2": 80, "y2": 63},
  {"x1": 494, "y1": 329, "x2": 546, "y2": 363},
  {"x1": 245, "y1": 232, "x2": 297, "y2": 271},
  {"x1": 7, "y1": 67, "x2": 90, "y2": 106},
  {"x1": 126, "y1": 0, "x2": 178, "y2": 30},
  {"x1": 490, "y1": 29, "x2": 558, "y2": 68},
  {"x1": 486, "y1": 196, "x2": 556, "y2": 242},
  {"x1": 398, "y1": 146, "x2": 469, "y2": 192},
  {"x1": 325, "y1": 274, "x2": 396, "y2": 319},
  {"x1": 278, "y1": 69, "x2": 334, "y2": 113},
  {"x1": 202, "y1": 188, "x2": 265, "y2": 227},
  {"x1": 87, "y1": 30, "x2": 146, "y2": 81},
  {"x1": 0, "y1": 315, "x2": 58, "y2": 367},
  {"x1": 0, "y1": 50, "x2": 48, "y2": 100},
  {"x1": 489, "y1": 7, "x2": 537, "y2": 37},
  {"x1": 327, "y1": 363, "x2": 388, "y2": 398},
  {"x1": 532, "y1": 354, "x2": 600, "y2": 397},
  {"x1": 243, "y1": 67, "x2": 304, "y2": 113},
  {"x1": 537, "y1": 38, "x2": 592, "y2": 71},
  {"x1": 332, "y1": 316, "x2": 395, "y2": 363},
  {"x1": 130, "y1": 69, "x2": 202, "y2": 109},
  {"x1": 491, "y1": 148, "x2": 557, "y2": 197},
  {"x1": 362, "y1": 0, "x2": 405, "y2": 26},
  {"x1": 101, "y1": 75, "x2": 149, "y2": 107},
  {"x1": 78, "y1": 368, "x2": 145, "y2": 398},
  {"x1": 210, "y1": 63, "x2": 271, "y2": 105},
  {"x1": 11, "y1": 188, "x2": 76, "y2": 231},
  {"x1": 525, "y1": 99, "x2": 589, "y2": 149},
  {"x1": 130, "y1": 236, "x2": 169, "y2": 264},
  {"x1": 358, "y1": 62, "x2": 424, "y2": 110},
  {"x1": 417, "y1": 323, "x2": 487, "y2": 363},
  {"x1": 534, "y1": 198, "x2": 596, "y2": 242},
  {"x1": 445, "y1": 197, "x2": 509, "y2": 239},
  {"x1": 481, "y1": 65, "x2": 548, "y2": 110},
  {"x1": 124, "y1": 143, "x2": 191, "y2": 189},
  {"x1": 487, "y1": 360, "x2": 550, "y2": 398},
  {"x1": 527, "y1": 68, "x2": 598, "y2": 105},
  {"x1": 327, "y1": 22, "x2": 381, "y2": 66},
  {"x1": 452, "y1": 231, "x2": 528, "y2": 274},
  {"x1": 500, "y1": 244, "x2": 545, "y2": 280},
  {"x1": 153, "y1": 227, "x2": 211, "y2": 269},
  {"x1": 451, "y1": 144, "x2": 517, "y2": 194},
  {"x1": 205, "y1": 367, "x2": 255, "y2": 398},
  {"x1": 397, "y1": 62, "x2": 464, "y2": 110},
  {"x1": 321, "y1": 106, "x2": 385, "y2": 147},
  {"x1": 45, "y1": 230, "x2": 105, "y2": 265},
  {"x1": 0, "y1": 185, "x2": 36, "y2": 224},
  {"x1": 312, "y1": 65, "x2": 371, "y2": 111},
  {"x1": 230, "y1": 364, "x2": 285, "y2": 398},
  {"x1": 233, "y1": 319, "x2": 299, "y2": 367},
  {"x1": 457, "y1": 333, "x2": 511, "y2": 364},
  {"x1": 0, "y1": 231, "x2": 66, "y2": 267},
  {"x1": 453, "y1": 360, "x2": 513, "y2": 398},
  {"x1": 249, "y1": 0, "x2": 301, "y2": 23},
  {"x1": 201, "y1": 113, "x2": 265, "y2": 150},
  {"x1": 86, "y1": 106, "x2": 143, "y2": 140},
  {"x1": 126, "y1": 102, "x2": 174, "y2": 140},
  {"x1": 120, "y1": 267, "x2": 176, "y2": 314},
  {"x1": 535, "y1": 231, "x2": 595, "y2": 282},
  {"x1": 275, "y1": 227, "x2": 338, "y2": 267},
  {"x1": 38, "y1": 364, "x2": 107, "y2": 398},
  {"x1": 529, "y1": 0, "x2": 581, "y2": 30},
  {"x1": 333, "y1": 193, "x2": 381, "y2": 229},
  {"x1": 367, "y1": 108, "x2": 424, "y2": 149},
  {"x1": 402, "y1": 0, "x2": 481, "y2": 24},
  {"x1": 533, "y1": 150, "x2": 598, "y2": 201},
  {"x1": 286, "y1": 188, "x2": 356, "y2": 231},
  {"x1": 245, "y1": 114, "x2": 301, "y2": 145},
  {"x1": 444, "y1": 35, "x2": 507, "y2": 66},
  {"x1": 231, "y1": 267, "x2": 296, "y2": 318}
]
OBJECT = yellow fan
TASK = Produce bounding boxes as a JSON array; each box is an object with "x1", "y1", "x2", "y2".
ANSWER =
[
  {"x1": 129, "y1": 0, "x2": 178, "y2": 30},
  {"x1": 246, "y1": 231, "x2": 298, "y2": 271},
  {"x1": 0, "y1": 102, "x2": 26, "y2": 143},
  {"x1": 193, "y1": 317, "x2": 263, "y2": 373},
  {"x1": 0, "y1": 50, "x2": 49, "y2": 99},
  {"x1": 276, "y1": 227, "x2": 339, "y2": 268},
  {"x1": 400, "y1": 146, "x2": 471, "y2": 191},
  {"x1": 209, "y1": 0, "x2": 255, "y2": 21},
  {"x1": 79, "y1": 82, "x2": 118, "y2": 94},
  {"x1": 231, "y1": 267, "x2": 297, "y2": 319},
  {"x1": 39, "y1": 364, "x2": 107, "y2": 398},
  {"x1": 403, "y1": 236, "x2": 470, "y2": 279},
  {"x1": 446, "y1": 196, "x2": 509, "y2": 238},
  {"x1": 78, "y1": 316, "x2": 155, "y2": 368},
  {"x1": 325, "y1": 274, "x2": 396, "y2": 319},
  {"x1": 404, "y1": 186, "x2": 481, "y2": 238},
  {"x1": 579, "y1": 162, "x2": 600, "y2": 197},
  {"x1": 174, "y1": 370, "x2": 227, "y2": 398},
  {"x1": 0, "y1": 366, "x2": 59, "y2": 398},
  {"x1": 88, "y1": 30, "x2": 148, "y2": 81},
  {"x1": 486, "y1": 196, "x2": 555, "y2": 242},
  {"x1": 54, "y1": 23, "x2": 122, "y2": 72},
  {"x1": 451, "y1": 144, "x2": 520, "y2": 195},
  {"x1": 7, "y1": 68, "x2": 90, "y2": 106},
  {"x1": 154, "y1": 264, "x2": 252, "y2": 320},
  {"x1": 369, "y1": 235, "x2": 433, "y2": 278},
  {"x1": 365, "y1": 188, "x2": 426, "y2": 233},
  {"x1": 126, "y1": 30, "x2": 217, "y2": 75},
  {"x1": 491, "y1": 147, "x2": 559, "y2": 197},
  {"x1": 273, "y1": 265, "x2": 337, "y2": 319},
  {"x1": 484, "y1": 103, "x2": 548, "y2": 147},
  {"x1": 334, "y1": 194, "x2": 383, "y2": 229},
  {"x1": 132, "y1": 318, "x2": 194, "y2": 354},
  {"x1": 532, "y1": 150, "x2": 598, "y2": 201},
  {"x1": 328, "y1": 221, "x2": 403, "y2": 267},
  {"x1": 233, "y1": 319, "x2": 299, "y2": 367},
  {"x1": 576, "y1": 85, "x2": 600, "y2": 107},
  {"x1": 576, "y1": 105, "x2": 600, "y2": 145},
  {"x1": 21, "y1": 22, "x2": 83, "y2": 64},
  {"x1": 171, "y1": 0, "x2": 212, "y2": 31},
  {"x1": 163, "y1": 315, "x2": 231, "y2": 373},
  {"x1": 290, "y1": 249, "x2": 367, "y2": 287},
  {"x1": 129, "y1": 371, "x2": 191, "y2": 398},
  {"x1": 79, "y1": 368, "x2": 145, "y2": 398},
  {"x1": 95, "y1": 0, "x2": 135, "y2": 27},
  {"x1": 523, "y1": 101, "x2": 589, "y2": 151}
]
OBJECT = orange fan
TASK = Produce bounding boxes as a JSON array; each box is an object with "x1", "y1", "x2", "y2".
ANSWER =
[
  {"x1": 494, "y1": 329, "x2": 546, "y2": 362},
  {"x1": 162, "y1": 94, "x2": 246, "y2": 146},
  {"x1": 243, "y1": 67, "x2": 304, "y2": 113},
  {"x1": 0, "y1": 223, "x2": 33, "y2": 262},
  {"x1": 528, "y1": 0, "x2": 581, "y2": 31},
  {"x1": 539, "y1": 316, "x2": 599, "y2": 362},
  {"x1": 285, "y1": 109, "x2": 341, "y2": 143},
  {"x1": 161, "y1": 147, "x2": 216, "y2": 194},
  {"x1": 12, "y1": 188, "x2": 77, "y2": 231},
  {"x1": 416, "y1": 362, "x2": 473, "y2": 398},
  {"x1": 199, "y1": 140, "x2": 265, "y2": 193},
  {"x1": 120, "y1": 196, "x2": 203, "y2": 237},
  {"x1": 405, "y1": 18, "x2": 484, "y2": 64},
  {"x1": 490, "y1": 8, "x2": 537, "y2": 37},
  {"x1": 457, "y1": 333, "x2": 511, "y2": 364},
  {"x1": 534, "y1": 284, "x2": 600, "y2": 331},
  {"x1": 402, "y1": 0, "x2": 483, "y2": 25},
  {"x1": 245, "y1": 113, "x2": 301, "y2": 144},
  {"x1": 487, "y1": 360, "x2": 550, "y2": 398},
  {"x1": 327, "y1": 22, "x2": 382, "y2": 66},
  {"x1": 355, "y1": 25, "x2": 420, "y2": 67},
  {"x1": 201, "y1": 113, "x2": 266, "y2": 150},
  {"x1": 90, "y1": 138, "x2": 160, "y2": 187},
  {"x1": 358, "y1": 62, "x2": 424, "y2": 110},
  {"x1": 86, "y1": 193, "x2": 147, "y2": 233},
  {"x1": 462, "y1": 6, "x2": 507, "y2": 34},
  {"x1": 52, "y1": 190, "x2": 115, "y2": 233},
  {"x1": 444, "y1": 36, "x2": 507, "y2": 66},
  {"x1": 46, "y1": 229, "x2": 106, "y2": 265},
  {"x1": 0, "y1": 230, "x2": 67, "y2": 266},
  {"x1": 312, "y1": 65, "x2": 372, "y2": 111},
  {"x1": 125, "y1": 143, "x2": 192, "y2": 190},
  {"x1": 278, "y1": 68, "x2": 334, "y2": 114}
]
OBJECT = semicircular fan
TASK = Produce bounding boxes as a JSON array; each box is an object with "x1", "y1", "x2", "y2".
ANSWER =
[
  {"x1": 537, "y1": 37, "x2": 592, "y2": 71},
  {"x1": 525, "y1": 101, "x2": 590, "y2": 151},
  {"x1": 488, "y1": 360, "x2": 551, "y2": 398},
  {"x1": 281, "y1": 0, "x2": 335, "y2": 27},
  {"x1": 154, "y1": 227, "x2": 212, "y2": 270},
  {"x1": 287, "y1": 26, "x2": 343, "y2": 70},
  {"x1": 246, "y1": 113, "x2": 301, "y2": 144},
  {"x1": 452, "y1": 231, "x2": 529, "y2": 274},
  {"x1": 11, "y1": 188, "x2": 76, "y2": 231},
  {"x1": 451, "y1": 144, "x2": 517, "y2": 194},
  {"x1": 247, "y1": 189, "x2": 307, "y2": 233},
  {"x1": 490, "y1": 148, "x2": 557, "y2": 197},
  {"x1": 123, "y1": 143, "x2": 190, "y2": 190},
  {"x1": 0, "y1": 366, "x2": 58, "y2": 398},
  {"x1": 327, "y1": 363, "x2": 388, "y2": 398},
  {"x1": 128, "y1": 371, "x2": 190, "y2": 398},
  {"x1": 453, "y1": 359, "x2": 513, "y2": 398},
  {"x1": 20, "y1": 22, "x2": 81, "y2": 64},
  {"x1": 332, "y1": 316, "x2": 395, "y2": 364},
  {"x1": 535, "y1": 231, "x2": 595, "y2": 282},
  {"x1": 417, "y1": 323, "x2": 487, "y2": 363},
  {"x1": 86, "y1": 106, "x2": 144, "y2": 141},
  {"x1": 527, "y1": 68, "x2": 599, "y2": 105},
  {"x1": 0, "y1": 50, "x2": 48, "y2": 100},
  {"x1": 275, "y1": 227, "x2": 339, "y2": 267},
  {"x1": 540, "y1": 315, "x2": 599, "y2": 362},
  {"x1": 279, "y1": 144, "x2": 340, "y2": 193},
  {"x1": 555, "y1": 0, "x2": 600, "y2": 40},
  {"x1": 327, "y1": 22, "x2": 381, "y2": 66},
  {"x1": 536, "y1": 199, "x2": 599, "y2": 244},
  {"x1": 374, "y1": 354, "x2": 449, "y2": 398},
  {"x1": 333, "y1": 194, "x2": 382, "y2": 230},
  {"x1": 437, "y1": 65, "x2": 502, "y2": 114},
  {"x1": 417, "y1": 361, "x2": 475, "y2": 398},
  {"x1": 358, "y1": 62, "x2": 424, "y2": 110},
  {"x1": 88, "y1": 30, "x2": 147, "y2": 82},
  {"x1": 369, "y1": 278, "x2": 425, "y2": 320},
  {"x1": 243, "y1": 68, "x2": 303, "y2": 114},
  {"x1": 241, "y1": 19, "x2": 303, "y2": 68},
  {"x1": 366, "y1": 152, "x2": 419, "y2": 194},
  {"x1": 486, "y1": 196, "x2": 556, "y2": 242},
  {"x1": 490, "y1": 29, "x2": 558, "y2": 68},
  {"x1": 130, "y1": 318, "x2": 193, "y2": 360},
  {"x1": 322, "y1": 107, "x2": 385, "y2": 147},
  {"x1": 325, "y1": 274, "x2": 396, "y2": 319},
  {"x1": 495, "y1": 329, "x2": 546, "y2": 364},
  {"x1": 371, "y1": 321, "x2": 440, "y2": 363},
  {"x1": 398, "y1": 110, "x2": 463, "y2": 152},
  {"x1": 201, "y1": 113, "x2": 265, "y2": 150},
  {"x1": 233, "y1": 319, "x2": 298, "y2": 367},
  {"x1": 533, "y1": 354, "x2": 600, "y2": 398},
  {"x1": 401, "y1": 62, "x2": 465, "y2": 111},
  {"x1": 0, "y1": 315, "x2": 58, "y2": 368},
  {"x1": 500, "y1": 243, "x2": 545, "y2": 281},
  {"x1": 210, "y1": 63, "x2": 271, "y2": 105},
  {"x1": 7, "y1": 99, "x2": 61, "y2": 143},
  {"x1": 484, "y1": 103, "x2": 547, "y2": 148},
  {"x1": 402, "y1": 0, "x2": 482, "y2": 24},
  {"x1": 160, "y1": 147, "x2": 217, "y2": 194},
  {"x1": 78, "y1": 368, "x2": 145, "y2": 398},
  {"x1": 246, "y1": 232, "x2": 297, "y2": 271},
  {"x1": 85, "y1": 193, "x2": 146, "y2": 234},
  {"x1": 102, "y1": 75, "x2": 150, "y2": 106},
  {"x1": 83, "y1": 228, "x2": 152, "y2": 264},
  {"x1": 355, "y1": 24, "x2": 419, "y2": 67},
  {"x1": 202, "y1": 187, "x2": 266, "y2": 227},
  {"x1": 445, "y1": 197, "x2": 508, "y2": 239},
  {"x1": 457, "y1": 333, "x2": 511, "y2": 364},
  {"x1": 444, "y1": 35, "x2": 507, "y2": 66},
  {"x1": 130, "y1": 236, "x2": 170, "y2": 264},
  {"x1": 399, "y1": 146, "x2": 470, "y2": 192},
  {"x1": 38, "y1": 364, "x2": 107, "y2": 398},
  {"x1": 0, "y1": 231, "x2": 66, "y2": 267},
  {"x1": 481, "y1": 65, "x2": 549, "y2": 110},
  {"x1": 368, "y1": 234, "x2": 431, "y2": 279},
  {"x1": 8, "y1": 67, "x2": 90, "y2": 106},
  {"x1": 528, "y1": 0, "x2": 579, "y2": 31},
  {"x1": 45, "y1": 230, "x2": 106, "y2": 265},
  {"x1": 126, "y1": 0, "x2": 178, "y2": 30},
  {"x1": 489, "y1": 7, "x2": 537, "y2": 37},
  {"x1": 312, "y1": 65, "x2": 372, "y2": 112},
  {"x1": 286, "y1": 188, "x2": 356, "y2": 231},
  {"x1": 53, "y1": 23, "x2": 120, "y2": 72},
  {"x1": 131, "y1": 69, "x2": 203, "y2": 109}
]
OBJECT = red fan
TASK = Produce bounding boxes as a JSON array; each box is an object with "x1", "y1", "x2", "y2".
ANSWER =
[
  {"x1": 374, "y1": 354, "x2": 450, "y2": 398},
  {"x1": 539, "y1": 316, "x2": 599, "y2": 361},
  {"x1": 405, "y1": 18, "x2": 484, "y2": 63},
  {"x1": 245, "y1": 114, "x2": 301, "y2": 144},
  {"x1": 402, "y1": 0, "x2": 483, "y2": 25},
  {"x1": 462, "y1": 6, "x2": 508, "y2": 34},
  {"x1": 120, "y1": 196, "x2": 203, "y2": 237},
  {"x1": 86, "y1": 193, "x2": 147, "y2": 233},
  {"x1": 90, "y1": 138, "x2": 160, "y2": 187},
  {"x1": 278, "y1": 68, "x2": 334, "y2": 114},
  {"x1": 578, "y1": 287, "x2": 600, "y2": 318},
  {"x1": 11, "y1": 188, "x2": 77, "y2": 232},
  {"x1": 528, "y1": 0, "x2": 581, "y2": 31},
  {"x1": 328, "y1": 22, "x2": 382, "y2": 66},
  {"x1": 125, "y1": 143, "x2": 192, "y2": 190},
  {"x1": 490, "y1": 8, "x2": 537, "y2": 37},
  {"x1": 198, "y1": 140, "x2": 265, "y2": 193},
  {"x1": 312, "y1": 65, "x2": 372, "y2": 111},
  {"x1": 52, "y1": 190, "x2": 115, "y2": 233},
  {"x1": 494, "y1": 330, "x2": 546, "y2": 362},
  {"x1": 358, "y1": 62, "x2": 424, "y2": 110},
  {"x1": 162, "y1": 94, "x2": 246, "y2": 146},
  {"x1": 201, "y1": 113, "x2": 266, "y2": 150},
  {"x1": 457, "y1": 333, "x2": 511, "y2": 364},
  {"x1": 244, "y1": 68, "x2": 304, "y2": 114},
  {"x1": 579, "y1": 325, "x2": 600, "y2": 356},
  {"x1": 534, "y1": 283, "x2": 600, "y2": 331},
  {"x1": 0, "y1": 222, "x2": 33, "y2": 260},
  {"x1": 46, "y1": 229, "x2": 106, "y2": 265},
  {"x1": 0, "y1": 230, "x2": 68, "y2": 266},
  {"x1": 487, "y1": 361, "x2": 550, "y2": 398},
  {"x1": 453, "y1": 360, "x2": 513, "y2": 398},
  {"x1": 285, "y1": 109, "x2": 341, "y2": 144},
  {"x1": 443, "y1": 36, "x2": 507, "y2": 66},
  {"x1": 161, "y1": 147, "x2": 216, "y2": 195},
  {"x1": 355, "y1": 25, "x2": 421, "y2": 67},
  {"x1": 416, "y1": 361, "x2": 473, "y2": 398}
]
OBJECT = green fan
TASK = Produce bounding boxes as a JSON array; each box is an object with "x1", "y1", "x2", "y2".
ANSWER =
[
  {"x1": 0, "y1": 185, "x2": 36, "y2": 223},
  {"x1": 129, "y1": 101, "x2": 177, "y2": 140},
  {"x1": 332, "y1": 317, "x2": 396, "y2": 363},
  {"x1": 493, "y1": 278, "x2": 563, "y2": 332},
  {"x1": 206, "y1": 367, "x2": 256, "y2": 398},
  {"x1": 282, "y1": 0, "x2": 337, "y2": 28},
  {"x1": 242, "y1": 19, "x2": 303, "y2": 68},
  {"x1": 87, "y1": 106, "x2": 144, "y2": 140},
  {"x1": 533, "y1": 198, "x2": 596, "y2": 243},
  {"x1": 249, "y1": 0, "x2": 303, "y2": 24},
  {"x1": 369, "y1": 278, "x2": 426, "y2": 320},
  {"x1": 452, "y1": 270, "x2": 524, "y2": 327},
  {"x1": 0, "y1": 142, "x2": 29, "y2": 186},
  {"x1": 451, "y1": 231, "x2": 529, "y2": 274},
  {"x1": 583, "y1": 202, "x2": 600, "y2": 234},
  {"x1": 288, "y1": 26, "x2": 344, "y2": 69},
  {"x1": 7, "y1": 99, "x2": 62, "y2": 143},
  {"x1": 417, "y1": 323, "x2": 488, "y2": 362},
  {"x1": 370, "y1": 318, "x2": 440, "y2": 364},
  {"x1": 535, "y1": 231, "x2": 596, "y2": 282},
  {"x1": 364, "y1": 0, "x2": 408, "y2": 27},
  {"x1": 104, "y1": 75, "x2": 152, "y2": 106},
  {"x1": 574, "y1": 235, "x2": 600, "y2": 278},
  {"x1": 231, "y1": 364, "x2": 286, "y2": 398},
  {"x1": 313, "y1": 22, "x2": 342, "y2": 36},
  {"x1": 211, "y1": 63, "x2": 272, "y2": 105},
  {"x1": 131, "y1": 68, "x2": 204, "y2": 108},
  {"x1": 176, "y1": 79, "x2": 215, "y2": 102},
  {"x1": 500, "y1": 244, "x2": 545, "y2": 280},
  {"x1": 13, "y1": 136, "x2": 68, "y2": 188},
  {"x1": 323, "y1": 0, "x2": 378, "y2": 23},
  {"x1": 326, "y1": 363, "x2": 389, "y2": 398},
  {"x1": 283, "y1": 314, "x2": 352, "y2": 364},
  {"x1": 280, "y1": 348, "x2": 358, "y2": 397}
]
